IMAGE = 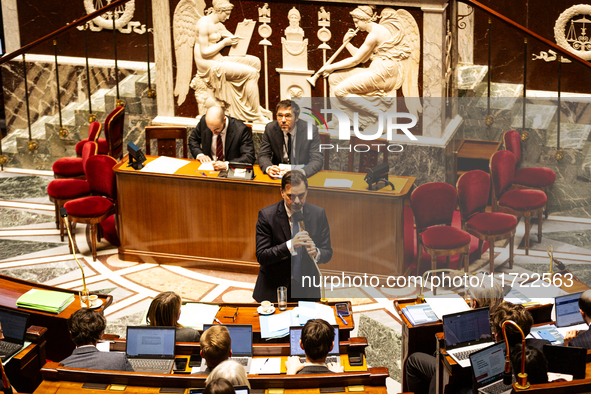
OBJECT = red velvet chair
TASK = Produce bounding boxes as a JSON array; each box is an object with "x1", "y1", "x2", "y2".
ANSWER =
[
  {"x1": 64, "y1": 155, "x2": 118, "y2": 261},
  {"x1": 75, "y1": 121, "x2": 107, "y2": 157},
  {"x1": 105, "y1": 106, "x2": 125, "y2": 160},
  {"x1": 503, "y1": 130, "x2": 556, "y2": 218},
  {"x1": 490, "y1": 150, "x2": 547, "y2": 255},
  {"x1": 457, "y1": 170, "x2": 518, "y2": 273},
  {"x1": 47, "y1": 142, "x2": 98, "y2": 241},
  {"x1": 411, "y1": 182, "x2": 472, "y2": 275},
  {"x1": 53, "y1": 122, "x2": 101, "y2": 179}
]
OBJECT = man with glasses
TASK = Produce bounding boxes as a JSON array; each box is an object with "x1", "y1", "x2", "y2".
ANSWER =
[
  {"x1": 258, "y1": 100, "x2": 324, "y2": 178},
  {"x1": 253, "y1": 171, "x2": 332, "y2": 302}
]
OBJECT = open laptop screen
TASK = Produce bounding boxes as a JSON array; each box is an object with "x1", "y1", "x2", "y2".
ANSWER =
[
  {"x1": 126, "y1": 327, "x2": 176, "y2": 358},
  {"x1": 443, "y1": 307, "x2": 492, "y2": 348},
  {"x1": 470, "y1": 341, "x2": 506, "y2": 387},
  {"x1": 0, "y1": 307, "x2": 29, "y2": 344},
  {"x1": 289, "y1": 326, "x2": 339, "y2": 356},
  {"x1": 203, "y1": 324, "x2": 253, "y2": 356},
  {"x1": 555, "y1": 291, "x2": 584, "y2": 328}
]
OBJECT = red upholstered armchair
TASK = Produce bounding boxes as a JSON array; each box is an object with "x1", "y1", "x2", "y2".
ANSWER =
[
  {"x1": 411, "y1": 182, "x2": 472, "y2": 275},
  {"x1": 64, "y1": 155, "x2": 118, "y2": 261},
  {"x1": 105, "y1": 106, "x2": 125, "y2": 160},
  {"x1": 47, "y1": 142, "x2": 98, "y2": 241},
  {"x1": 490, "y1": 150, "x2": 547, "y2": 255},
  {"x1": 53, "y1": 122, "x2": 102, "y2": 179},
  {"x1": 457, "y1": 170, "x2": 518, "y2": 273},
  {"x1": 75, "y1": 120, "x2": 107, "y2": 157},
  {"x1": 503, "y1": 130, "x2": 556, "y2": 218}
]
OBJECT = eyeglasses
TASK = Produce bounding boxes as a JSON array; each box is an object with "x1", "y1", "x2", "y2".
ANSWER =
[{"x1": 223, "y1": 307, "x2": 238, "y2": 322}]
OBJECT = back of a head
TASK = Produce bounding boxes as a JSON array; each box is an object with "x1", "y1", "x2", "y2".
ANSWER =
[
  {"x1": 200, "y1": 325, "x2": 232, "y2": 369},
  {"x1": 510, "y1": 344, "x2": 548, "y2": 384},
  {"x1": 67, "y1": 308, "x2": 106, "y2": 346},
  {"x1": 203, "y1": 377, "x2": 235, "y2": 394},
  {"x1": 468, "y1": 274, "x2": 504, "y2": 314},
  {"x1": 579, "y1": 290, "x2": 591, "y2": 317},
  {"x1": 301, "y1": 319, "x2": 334, "y2": 361},
  {"x1": 206, "y1": 360, "x2": 251, "y2": 389},
  {"x1": 491, "y1": 303, "x2": 534, "y2": 346},
  {"x1": 147, "y1": 291, "x2": 181, "y2": 327}
]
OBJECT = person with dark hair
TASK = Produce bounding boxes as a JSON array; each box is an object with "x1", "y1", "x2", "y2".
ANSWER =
[
  {"x1": 286, "y1": 319, "x2": 343, "y2": 374},
  {"x1": 60, "y1": 309, "x2": 134, "y2": 371},
  {"x1": 565, "y1": 289, "x2": 591, "y2": 348},
  {"x1": 0, "y1": 318, "x2": 15, "y2": 394},
  {"x1": 147, "y1": 291, "x2": 200, "y2": 342},
  {"x1": 200, "y1": 325, "x2": 232, "y2": 374},
  {"x1": 203, "y1": 378, "x2": 235, "y2": 394},
  {"x1": 490, "y1": 302, "x2": 551, "y2": 351},
  {"x1": 253, "y1": 171, "x2": 332, "y2": 302},
  {"x1": 258, "y1": 100, "x2": 324, "y2": 178},
  {"x1": 510, "y1": 344, "x2": 549, "y2": 385}
]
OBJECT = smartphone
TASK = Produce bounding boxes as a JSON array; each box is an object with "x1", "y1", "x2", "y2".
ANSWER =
[
  {"x1": 335, "y1": 302, "x2": 350, "y2": 316},
  {"x1": 188, "y1": 353, "x2": 202, "y2": 368},
  {"x1": 348, "y1": 350, "x2": 363, "y2": 366},
  {"x1": 173, "y1": 357, "x2": 188, "y2": 371}
]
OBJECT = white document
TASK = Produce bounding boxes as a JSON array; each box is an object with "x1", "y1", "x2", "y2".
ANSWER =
[
  {"x1": 324, "y1": 178, "x2": 353, "y2": 188},
  {"x1": 268, "y1": 310, "x2": 293, "y2": 333},
  {"x1": 556, "y1": 323, "x2": 589, "y2": 337},
  {"x1": 425, "y1": 293, "x2": 470, "y2": 320},
  {"x1": 250, "y1": 357, "x2": 281, "y2": 374},
  {"x1": 297, "y1": 301, "x2": 337, "y2": 326},
  {"x1": 140, "y1": 156, "x2": 191, "y2": 174},
  {"x1": 178, "y1": 303, "x2": 220, "y2": 330},
  {"x1": 96, "y1": 341, "x2": 111, "y2": 352},
  {"x1": 198, "y1": 162, "x2": 215, "y2": 171}
]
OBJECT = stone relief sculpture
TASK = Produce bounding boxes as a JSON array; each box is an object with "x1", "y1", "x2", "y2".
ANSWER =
[
  {"x1": 173, "y1": 0, "x2": 271, "y2": 122},
  {"x1": 320, "y1": 5, "x2": 422, "y2": 128}
]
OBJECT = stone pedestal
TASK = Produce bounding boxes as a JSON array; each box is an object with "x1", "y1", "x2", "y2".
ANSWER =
[{"x1": 275, "y1": 69, "x2": 314, "y2": 100}]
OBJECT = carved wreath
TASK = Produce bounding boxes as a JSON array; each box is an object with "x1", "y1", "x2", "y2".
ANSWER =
[
  {"x1": 84, "y1": 0, "x2": 136, "y2": 30},
  {"x1": 554, "y1": 4, "x2": 591, "y2": 60}
]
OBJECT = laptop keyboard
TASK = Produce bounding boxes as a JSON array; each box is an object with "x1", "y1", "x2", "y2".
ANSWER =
[
  {"x1": 129, "y1": 359, "x2": 172, "y2": 371},
  {"x1": 482, "y1": 379, "x2": 514, "y2": 394},
  {"x1": 453, "y1": 349, "x2": 479, "y2": 361},
  {"x1": 0, "y1": 341, "x2": 21, "y2": 354},
  {"x1": 298, "y1": 356, "x2": 338, "y2": 364},
  {"x1": 231, "y1": 357, "x2": 249, "y2": 366}
]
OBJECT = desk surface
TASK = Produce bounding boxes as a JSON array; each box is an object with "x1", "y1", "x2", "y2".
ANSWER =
[{"x1": 114, "y1": 156, "x2": 415, "y2": 276}]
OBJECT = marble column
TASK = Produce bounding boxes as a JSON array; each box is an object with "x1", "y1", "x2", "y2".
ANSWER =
[
  {"x1": 457, "y1": 2, "x2": 474, "y2": 65},
  {"x1": 151, "y1": 0, "x2": 174, "y2": 117},
  {"x1": 2, "y1": 0, "x2": 20, "y2": 53}
]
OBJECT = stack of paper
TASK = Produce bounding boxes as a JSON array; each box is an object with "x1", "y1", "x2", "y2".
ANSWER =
[
  {"x1": 259, "y1": 310, "x2": 299, "y2": 339},
  {"x1": 140, "y1": 156, "x2": 191, "y2": 174},
  {"x1": 425, "y1": 293, "x2": 470, "y2": 320},
  {"x1": 178, "y1": 303, "x2": 220, "y2": 330},
  {"x1": 296, "y1": 301, "x2": 338, "y2": 326},
  {"x1": 401, "y1": 303, "x2": 439, "y2": 326},
  {"x1": 17, "y1": 289, "x2": 75, "y2": 314},
  {"x1": 504, "y1": 287, "x2": 532, "y2": 305},
  {"x1": 529, "y1": 324, "x2": 564, "y2": 345}
]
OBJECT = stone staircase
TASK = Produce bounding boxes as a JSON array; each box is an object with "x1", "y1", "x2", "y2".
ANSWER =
[{"x1": 2, "y1": 69, "x2": 157, "y2": 170}]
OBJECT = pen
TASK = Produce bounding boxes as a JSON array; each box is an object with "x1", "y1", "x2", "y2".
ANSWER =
[
  {"x1": 262, "y1": 358, "x2": 269, "y2": 366},
  {"x1": 338, "y1": 313, "x2": 348, "y2": 325},
  {"x1": 214, "y1": 318, "x2": 223, "y2": 324},
  {"x1": 195, "y1": 171, "x2": 208, "y2": 177}
]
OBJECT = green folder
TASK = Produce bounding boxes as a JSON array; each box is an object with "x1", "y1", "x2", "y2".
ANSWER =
[{"x1": 17, "y1": 289, "x2": 75, "y2": 314}]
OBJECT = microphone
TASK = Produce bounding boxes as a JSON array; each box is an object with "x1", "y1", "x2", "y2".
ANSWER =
[{"x1": 292, "y1": 210, "x2": 305, "y2": 232}]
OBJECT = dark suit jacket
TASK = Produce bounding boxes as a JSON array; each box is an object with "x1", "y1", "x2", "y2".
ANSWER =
[
  {"x1": 254, "y1": 201, "x2": 332, "y2": 302},
  {"x1": 188, "y1": 116, "x2": 255, "y2": 164},
  {"x1": 258, "y1": 119, "x2": 324, "y2": 177},
  {"x1": 296, "y1": 365, "x2": 332, "y2": 374},
  {"x1": 60, "y1": 346, "x2": 134, "y2": 371},
  {"x1": 569, "y1": 325, "x2": 591, "y2": 349},
  {"x1": 523, "y1": 338, "x2": 552, "y2": 352}
]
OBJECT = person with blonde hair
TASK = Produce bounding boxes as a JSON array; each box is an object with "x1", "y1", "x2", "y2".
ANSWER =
[
  {"x1": 147, "y1": 291, "x2": 200, "y2": 342},
  {"x1": 467, "y1": 273, "x2": 504, "y2": 314},
  {"x1": 200, "y1": 325, "x2": 232, "y2": 374},
  {"x1": 206, "y1": 360, "x2": 250, "y2": 389}
]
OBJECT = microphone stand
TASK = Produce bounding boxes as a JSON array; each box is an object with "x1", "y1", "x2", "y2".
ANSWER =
[
  {"x1": 502, "y1": 320, "x2": 530, "y2": 389},
  {"x1": 60, "y1": 208, "x2": 90, "y2": 308}
]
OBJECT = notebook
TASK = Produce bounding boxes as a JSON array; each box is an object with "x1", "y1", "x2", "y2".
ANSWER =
[
  {"x1": 289, "y1": 325, "x2": 341, "y2": 367},
  {"x1": 202, "y1": 324, "x2": 253, "y2": 373},
  {"x1": 126, "y1": 326, "x2": 176, "y2": 373},
  {"x1": 0, "y1": 307, "x2": 30, "y2": 361},
  {"x1": 470, "y1": 341, "x2": 514, "y2": 394},
  {"x1": 442, "y1": 307, "x2": 494, "y2": 368},
  {"x1": 543, "y1": 344, "x2": 586, "y2": 380}
]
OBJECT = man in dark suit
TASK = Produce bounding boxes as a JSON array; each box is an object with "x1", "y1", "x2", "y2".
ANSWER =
[
  {"x1": 188, "y1": 106, "x2": 255, "y2": 170},
  {"x1": 254, "y1": 171, "x2": 332, "y2": 302},
  {"x1": 258, "y1": 100, "x2": 324, "y2": 178},
  {"x1": 565, "y1": 290, "x2": 591, "y2": 349},
  {"x1": 60, "y1": 309, "x2": 134, "y2": 371}
]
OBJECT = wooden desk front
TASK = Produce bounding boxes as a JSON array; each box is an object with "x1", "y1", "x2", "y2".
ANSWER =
[
  {"x1": 114, "y1": 157, "x2": 415, "y2": 276},
  {"x1": 0, "y1": 274, "x2": 113, "y2": 361}
]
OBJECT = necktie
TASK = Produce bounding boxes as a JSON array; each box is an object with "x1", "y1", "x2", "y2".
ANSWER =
[
  {"x1": 291, "y1": 219, "x2": 301, "y2": 282},
  {"x1": 287, "y1": 133, "x2": 292, "y2": 164},
  {"x1": 216, "y1": 135, "x2": 224, "y2": 161}
]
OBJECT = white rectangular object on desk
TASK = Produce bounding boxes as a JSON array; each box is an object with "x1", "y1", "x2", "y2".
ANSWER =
[
  {"x1": 140, "y1": 156, "x2": 191, "y2": 174},
  {"x1": 425, "y1": 293, "x2": 469, "y2": 320},
  {"x1": 179, "y1": 303, "x2": 220, "y2": 330}
]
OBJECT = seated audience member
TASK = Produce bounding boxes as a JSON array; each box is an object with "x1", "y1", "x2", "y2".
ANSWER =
[
  {"x1": 286, "y1": 319, "x2": 343, "y2": 374},
  {"x1": 467, "y1": 273, "x2": 504, "y2": 314},
  {"x1": 510, "y1": 344, "x2": 549, "y2": 384},
  {"x1": 200, "y1": 325, "x2": 232, "y2": 374},
  {"x1": 147, "y1": 291, "x2": 200, "y2": 342},
  {"x1": 61, "y1": 309, "x2": 134, "y2": 371},
  {"x1": 203, "y1": 378, "x2": 235, "y2": 394},
  {"x1": 0, "y1": 318, "x2": 15, "y2": 394},
  {"x1": 490, "y1": 302, "x2": 551, "y2": 351},
  {"x1": 206, "y1": 360, "x2": 250, "y2": 389},
  {"x1": 565, "y1": 289, "x2": 591, "y2": 348}
]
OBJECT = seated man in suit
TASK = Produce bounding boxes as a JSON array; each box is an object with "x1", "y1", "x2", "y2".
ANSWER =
[
  {"x1": 200, "y1": 325, "x2": 231, "y2": 374},
  {"x1": 286, "y1": 319, "x2": 343, "y2": 374},
  {"x1": 565, "y1": 289, "x2": 591, "y2": 348},
  {"x1": 258, "y1": 100, "x2": 324, "y2": 178},
  {"x1": 188, "y1": 106, "x2": 255, "y2": 170},
  {"x1": 254, "y1": 171, "x2": 332, "y2": 302},
  {"x1": 60, "y1": 309, "x2": 134, "y2": 371}
]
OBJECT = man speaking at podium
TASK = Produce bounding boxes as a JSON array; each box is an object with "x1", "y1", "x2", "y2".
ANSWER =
[
  {"x1": 188, "y1": 106, "x2": 255, "y2": 170},
  {"x1": 254, "y1": 171, "x2": 332, "y2": 302}
]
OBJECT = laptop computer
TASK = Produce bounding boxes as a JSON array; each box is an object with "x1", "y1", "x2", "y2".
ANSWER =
[
  {"x1": 289, "y1": 325, "x2": 341, "y2": 367},
  {"x1": 470, "y1": 341, "x2": 515, "y2": 394},
  {"x1": 442, "y1": 307, "x2": 494, "y2": 368},
  {"x1": 543, "y1": 344, "x2": 587, "y2": 380},
  {"x1": 126, "y1": 326, "x2": 176, "y2": 373},
  {"x1": 202, "y1": 324, "x2": 253, "y2": 373},
  {"x1": 0, "y1": 307, "x2": 30, "y2": 361}
]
